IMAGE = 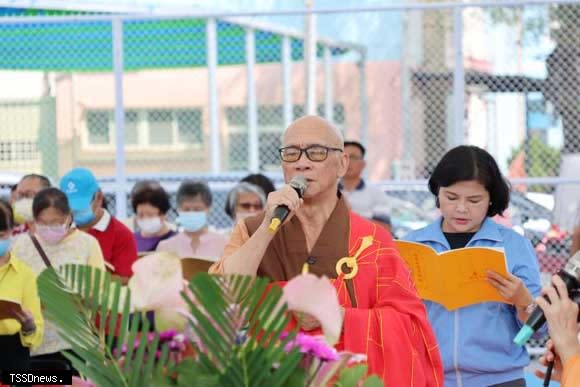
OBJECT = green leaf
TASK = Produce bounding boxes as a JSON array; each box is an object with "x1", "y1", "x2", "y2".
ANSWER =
[
  {"x1": 362, "y1": 375, "x2": 383, "y2": 387},
  {"x1": 184, "y1": 273, "x2": 301, "y2": 387},
  {"x1": 37, "y1": 264, "x2": 171, "y2": 386},
  {"x1": 335, "y1": 364, "x2": 369, "y2": 387},
  {"x1": 280, "y1": 367, "x2": 306, "y2": 387}
]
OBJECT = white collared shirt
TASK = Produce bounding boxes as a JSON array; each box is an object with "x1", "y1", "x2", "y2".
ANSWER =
[{"x1": 92, "y1": 209, "x2": 112, "y2": 232}]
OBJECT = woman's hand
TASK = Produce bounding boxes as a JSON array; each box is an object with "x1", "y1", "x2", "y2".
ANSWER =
[
  {"x1": 536, "y1": 275, "x2": 580, "y2": 365},
  {"x1": 534, "y1": 339, "x2": 563, "y2": 382},
  {"x1": 12, "y1": 308, "x2": 36, "y2": 334},
  {"x1": 486, "y1": 271, "x2": 534, "y2": 306}
]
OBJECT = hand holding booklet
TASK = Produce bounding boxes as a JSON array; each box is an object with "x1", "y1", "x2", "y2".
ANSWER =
[
  {"x1": 395, "y1": 240, "x2": 510, "y2": 310},
  {"x1": 0, "y1": 298, "x2": 24, "y2": 320}
]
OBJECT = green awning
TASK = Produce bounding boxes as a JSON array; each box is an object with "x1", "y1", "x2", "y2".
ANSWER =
[{"x1": 0, "y1": 7, "x2": 350, "y2": 71}]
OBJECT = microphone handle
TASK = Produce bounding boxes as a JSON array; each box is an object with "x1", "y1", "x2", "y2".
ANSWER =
[
  {"x1": 525, "y1": 270, "x2": 579, "y2": 331},
  {"x1": 272, "y1": 205, "x2": 290, "y2": 224},
  {"x1": 543, "y1": 360, "x2": 554, "y2": 387}
]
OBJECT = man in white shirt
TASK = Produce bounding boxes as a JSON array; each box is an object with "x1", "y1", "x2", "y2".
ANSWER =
[{"x1": 339, "y1": 141, "x2": 391, "y2": 220}]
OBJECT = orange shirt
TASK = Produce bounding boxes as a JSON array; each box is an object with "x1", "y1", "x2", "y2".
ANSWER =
[{"x1": 563, "y1": 354, "x2": 580, "y2": 387}]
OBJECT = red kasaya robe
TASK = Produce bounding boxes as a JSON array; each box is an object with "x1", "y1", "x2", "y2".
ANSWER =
[{"x1": 276, "y1": 213, "x2": 444, "y2": 386}]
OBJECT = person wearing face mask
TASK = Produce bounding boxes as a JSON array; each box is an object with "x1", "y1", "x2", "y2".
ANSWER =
[
  {"x1": 132, "y1": 186, "x2": 177, "y2": 253},
  {"x1": 156, "y1": 180, "x2": 227, "y2": 262},
  {"x1": 403, "y1": 145, "x2": 544, "y2": 387},
  {"x1": 59, "y1": 168, "x2": 137, "y2": 284},
  {"x1": 12, "y1": 173, "x2": 51, "y2": 236},
  {"x1": 0, "y1": 198, "x2": 43, "y2": 372},
  {"x1": 12, "y1": 187, "x2": 105, "y2": 369},
  {"x1": 224, "y1": 182, "x2": 266, "y2": 229}
]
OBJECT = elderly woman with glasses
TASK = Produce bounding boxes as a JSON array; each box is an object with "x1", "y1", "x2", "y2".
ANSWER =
[{"x1": 224, "y1": 182, "x2": 266, "y2": 224}]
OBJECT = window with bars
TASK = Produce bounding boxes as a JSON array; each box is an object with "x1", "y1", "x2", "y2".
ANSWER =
[
  {"x1": 225, "y1": 104, "x2": 346, "y2": 171},
  {"x1": 0, "y1": 141, "x2": 39, "y2": 161},
  {"x1": 85, "y1": 108, "x2": 203, "y2": 147}
]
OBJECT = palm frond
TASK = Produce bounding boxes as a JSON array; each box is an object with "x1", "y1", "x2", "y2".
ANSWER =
[
  {"x1": 37, "y1": 264, "x2": 173, "y2": 387},
  {"x1": 184, "y1": 273, "x2": 303, "y2": 387}
]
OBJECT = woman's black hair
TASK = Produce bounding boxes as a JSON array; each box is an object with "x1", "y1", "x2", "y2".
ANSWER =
[
  {"x1": 131, "y1": 186, "x2": 171, "y2": 215},
  {"x1": 177, "y1": 180, "x2": 213, "y2": 208},
  {"x1": 32, "y1": 188, "x2": 71, "y2": 218},
  {"x1": 0, "y1": 198, "x2": 14, "y2": 232},
  {"x1": 428, "y1": 145, "x2": 510, "y2": 217}
]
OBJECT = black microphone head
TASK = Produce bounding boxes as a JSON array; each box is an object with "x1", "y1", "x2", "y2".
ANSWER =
[
  {"x1": 289, "y1": 176, "x2": 308, "y2": 198},
  {"x1": 563, "y1": 251, "x2": 580, "y2": 282}
]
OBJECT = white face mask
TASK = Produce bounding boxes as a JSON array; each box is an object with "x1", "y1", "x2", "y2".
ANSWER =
[
  {"x1": 14, "y1": 198, "x2": 34, "y2": 223},
  {"x1": 136, "y1": 217, "x2": 163, "y2": 235}
]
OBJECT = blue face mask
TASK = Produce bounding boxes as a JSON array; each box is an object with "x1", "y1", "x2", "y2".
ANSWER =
[
  {"x1": 0, "y1": 238, "x2": 11, "y2": 257},
  {"x1": 177, "y1": 211, "x2": 207, "y2": 232},
  {"x1": 73, "y1": 207, "x2": 96, "y2": 226}
]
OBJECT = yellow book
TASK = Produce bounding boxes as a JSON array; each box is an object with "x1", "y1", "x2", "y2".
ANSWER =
[
  {"x1": 395, "y1": 240, "x2": 510, "y2": 310},
  {"x1": 0, "y1": 298, "x2": 23, "y2": 320}
]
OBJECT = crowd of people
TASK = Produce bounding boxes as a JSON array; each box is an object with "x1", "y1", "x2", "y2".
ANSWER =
[{"x1": 0, "y1": 115, "x2": 579, "y2": 386}]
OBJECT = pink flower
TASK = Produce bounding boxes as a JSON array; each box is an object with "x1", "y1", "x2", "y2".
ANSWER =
[{"x1": 283, "y1": 333, "x2": 339, "y2": 362}]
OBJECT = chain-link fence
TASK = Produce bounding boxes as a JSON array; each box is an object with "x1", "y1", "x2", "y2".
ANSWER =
[
  {"x1": 1, "y1": 0, "x2": 580, "y2": 356},
  {"x1": 0, "y1": 4, "x2": 577, "y2": 178}
]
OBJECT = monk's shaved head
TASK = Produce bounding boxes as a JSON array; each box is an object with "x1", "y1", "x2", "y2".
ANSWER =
[{"x1": 282, "y1": 115, "x2": 344, "y2": 148}]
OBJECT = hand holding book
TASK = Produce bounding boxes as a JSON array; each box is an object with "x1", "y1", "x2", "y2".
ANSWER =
[
  {"x1": 486, "y1": 269, "x2": 535, "y2": 321},
  {"x1": 0, "y1": 299, "x2": 24, "y2": 320},
  {"x1": 0, "y1": 299, "x2": 36, "y2": 333},
  {"x1": 395, "y1": 240, "x2": 511, "y2": 310}
]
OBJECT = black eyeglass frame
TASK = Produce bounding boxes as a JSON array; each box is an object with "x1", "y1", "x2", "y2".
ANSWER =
[{"x1": 278, "y1": 145, "x2": 343, "y2": 163}]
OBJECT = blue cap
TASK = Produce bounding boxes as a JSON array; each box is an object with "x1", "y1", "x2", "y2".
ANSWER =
[{"x1": 59, "y1": 168, "x2": 99, "y2": 211}]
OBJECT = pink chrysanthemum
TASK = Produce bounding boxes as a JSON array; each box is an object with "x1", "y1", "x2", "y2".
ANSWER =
[{"x1": 283, "y1": 332, "x2": 339, "y2": 362}]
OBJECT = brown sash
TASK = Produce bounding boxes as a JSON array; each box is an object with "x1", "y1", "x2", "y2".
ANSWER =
[{"x1": 29, "y1": 234, "x2": 53, "y2": 268}]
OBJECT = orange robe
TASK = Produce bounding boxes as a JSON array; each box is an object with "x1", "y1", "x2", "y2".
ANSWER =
[{"x1": 563, "y1": 354, "x2": 580, "y2": 387}]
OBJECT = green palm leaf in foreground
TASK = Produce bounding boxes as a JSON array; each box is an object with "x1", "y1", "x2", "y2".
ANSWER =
[
  {"x1": 37, "y1": 264, "x2": 173, "y2": 387},
  {"x1": 179, "y1": 273, "x2": 303, "y2": 387},
  {"x1": 38, "y1": 266, "x2": 305, "y2": 386}
]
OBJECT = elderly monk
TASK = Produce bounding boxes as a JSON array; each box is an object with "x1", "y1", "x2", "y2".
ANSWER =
[{"x1": 210, "y1": 115, "x2": 443, "y2": 386}]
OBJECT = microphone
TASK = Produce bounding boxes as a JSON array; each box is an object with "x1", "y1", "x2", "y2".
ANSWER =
[
  {"x1": 268, "y1": 176, "x2": 307, "y2": 233},
  {"x1": 513, "y1": 251, "x2": 580, "y2": 345}
]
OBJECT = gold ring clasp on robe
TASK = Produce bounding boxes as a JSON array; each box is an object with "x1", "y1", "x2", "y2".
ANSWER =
[
  {"x1": 335, "y1": 256, "x2": 359, "y2": 279},
  {"x1": 335, "y1": 235, "x2": 373, "y2": 280}
]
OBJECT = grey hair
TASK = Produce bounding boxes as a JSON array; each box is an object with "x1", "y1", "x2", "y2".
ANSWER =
[{"x1": 225, "y1": 182, "x2": 266, "y2": 219}]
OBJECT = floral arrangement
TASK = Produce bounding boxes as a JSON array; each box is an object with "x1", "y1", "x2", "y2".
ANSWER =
[{"x1": 36, "y1": 252, "x2": 382, "y2": 386}]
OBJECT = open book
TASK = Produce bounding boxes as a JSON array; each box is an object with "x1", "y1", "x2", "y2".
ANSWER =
[
  {"x1": 395, "y1": 240, "x2": 510, "y2": 310},
  {"x1": 0, "y1": 298, "x2": 23, "y2": 320}
]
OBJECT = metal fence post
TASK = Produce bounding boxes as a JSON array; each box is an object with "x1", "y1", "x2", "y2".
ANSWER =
[
  {"x1": 358, "y1": 49, "x2": 369, "y2": 150},
  {"x1": 305, "y1": 1, "x2": 317, "y2": 115},
  {"x1": 246, "y1": 27, "x2": 259, "y2": 172},
  {"x1": 452, "y1": 7, "x2": 465, "y2": 148},
  {"x1": 207, "y1": 18, "x2": 221, "y2": 173},
  {"x1": 323, "y1": 45, "x2": 334, "y2": 123},
  {"x1": 112, "y1": 18, "x2": 127, "y2": 219},
  {"x1": 282, "y1": 35, "x2": 293, "y2": 128}
]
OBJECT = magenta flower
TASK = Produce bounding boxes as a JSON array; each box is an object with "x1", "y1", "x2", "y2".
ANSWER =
[{"x1": 283, "y1": 333, "x2": 339, "y2": 362}]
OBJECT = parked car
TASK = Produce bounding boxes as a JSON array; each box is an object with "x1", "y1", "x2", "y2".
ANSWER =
[
  {"x1": 381, "y1": 186, "x2": 553, "y2": 245},
  {"x1": 380, "y1": 194, "x2": 434, "y2": 239},
  {"x1": 535, "y1": 224, "x2": 571, "y2": 276}
]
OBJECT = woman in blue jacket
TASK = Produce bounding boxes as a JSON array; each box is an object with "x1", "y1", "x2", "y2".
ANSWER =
[{"x1": 404, "y1": 145, "x2": 543, "y2": 387}]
